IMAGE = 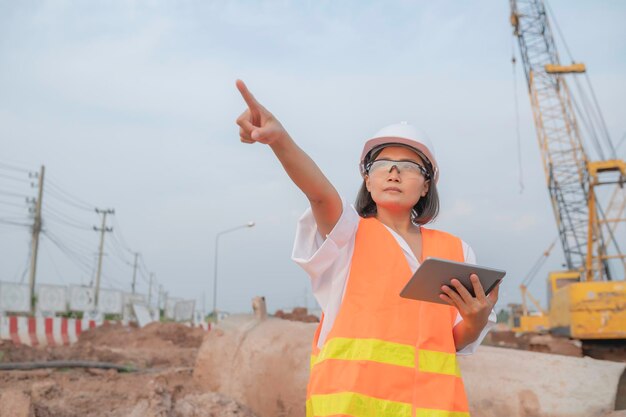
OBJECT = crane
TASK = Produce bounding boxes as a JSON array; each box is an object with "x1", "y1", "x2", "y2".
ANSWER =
[
  {"x1": 508, "y1": 240, "x2": 554, "y2": 332},
  {"x1": 509, "y1": 0, "x2": 626, "y2": 345}
]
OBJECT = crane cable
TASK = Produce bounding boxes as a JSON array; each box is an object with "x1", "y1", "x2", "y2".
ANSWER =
[
  {"x1": 544, "y1": 0, "x2": 616, "y2": 160},
  {"x1": 511, "y1": 34, "x2": 525, "y2": 194},
  {"x1": 522, "y1": 237, "x2": 558, "y2": 288}
]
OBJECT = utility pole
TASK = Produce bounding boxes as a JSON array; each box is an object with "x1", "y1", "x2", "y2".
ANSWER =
[
  {"x1": 148, "y1": 272, "x2": 154, "y2": 308},
  {"x1": 28, "y1": 165, "x2": 45, "y2": 314},
  {"x1": 131, "y1": 252, "x2": 139, "y2": 294},
  {"x1": 213, "y1": 222, "x2": 255, "y2": 317},
  {"x1": 163, "y1": 291, "x2": 169, "y2": 319},
  {"x1": 93, "y1": 208, "x2": 114, "y2": 307}
]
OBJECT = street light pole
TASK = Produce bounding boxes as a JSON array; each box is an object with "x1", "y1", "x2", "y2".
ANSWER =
[{"x1": 212, "y1": 221, "x2": 255, "y2": 319}]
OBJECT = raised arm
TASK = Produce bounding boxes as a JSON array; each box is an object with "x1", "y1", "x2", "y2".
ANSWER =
[{"x1": 235, "y1": 80, "x2": 342, "y2": 237}]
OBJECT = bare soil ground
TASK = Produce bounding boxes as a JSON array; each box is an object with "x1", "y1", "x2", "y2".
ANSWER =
[
  {"x1": 273, "y1": 307, "x2": 319, "y2": 323},
  {"x1": 0, "y1": 322, "x2": 258, "y2": 417}
]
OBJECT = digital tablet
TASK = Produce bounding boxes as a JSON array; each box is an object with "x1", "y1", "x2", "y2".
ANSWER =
[{"x1": 399, "y1": 257, "x2": 506, "y2": 305}]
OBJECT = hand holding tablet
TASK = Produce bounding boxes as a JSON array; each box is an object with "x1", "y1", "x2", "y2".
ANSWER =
[{"x1": 399, "y1": 257, "x2": 506, "y2": 305}]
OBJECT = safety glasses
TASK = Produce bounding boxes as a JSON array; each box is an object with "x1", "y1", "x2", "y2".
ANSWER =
[{"x1": 366, "y1": 159, "x2": 430, "y2": 179}]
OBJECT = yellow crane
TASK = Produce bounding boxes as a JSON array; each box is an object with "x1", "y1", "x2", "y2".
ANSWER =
[{"x1": 509, "y1": 0, "x2": 626, "y2": 350}]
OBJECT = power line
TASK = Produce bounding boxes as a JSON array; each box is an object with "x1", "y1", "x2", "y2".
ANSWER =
[
  {"x1": 0, "y1": 160, "x2": 32, "y2": 174},
  {"x1": 43, "y1": 205, "x2": 94, "y2": 231},
  {"x1": 41, "y1": 241, "x2": 66, "y2": 285},
  {"x1": 99, "y1": 267, "x2": 126, "y2": 289},
  {"x1": 44, "y1": 226, "x2": 94, "y2": 254},
  {"x1": 138, "y1": 254, "x2": 152, "y2": 284},
  {"x1": 44, "y1": 212, "x2": 93, "y2": 231},
  {"x1": 9, "y1": 236, "x2": 33, "y2": 283},
  {"x1": 46, "y1": 179, "x2": 96, "y2": 212},
  {"x1": 103, "y1": 252, "x2": 132, "y2": 275},
  {"x1": 0, "y1": 228, "x2": 27, "y2": 237},
  {"x1": 0, "y1": 206, "x2": 32, "y2": 218},
  {"x1": 111, "y1": 216, "x2": 134, "y2": 253},
  {"x1": 17, "y1": 248, "x2": 31, "y2": 283},
  {"x1": 42, "y1": 230, "x2": 94, "y2": 275},
  {"x1": 0, "y1": 219, "x2": 31, "y2": 227},
  {"x1": 0, "y1": 173, "x2": 30, "y2": 184},
  {"x1": 45, "y1": 187, "x2": 95, "y2": 213},
  {"x1": 0, "y1": 190, "x2": 33, "y2": 199},
  {"x1": 105, "y1": 238, "x2": 134, "y2": 266},
  {"x1": 42, "y1": 226, "x2": 95, "y2": 257},
  {"x1": 44, "y1": 199, "x2": 93, "y2": 219},
  {"x1": 0, "y1": 214, "x2": 31, "y2": 221},
  {"x1": 108, "y1": 233, "x2": 134, "y2": 263},
  {"x1": 43, "y1": 230, "x2": 94, "y2": 268},
  {"x1": 0, "y1": 199, "x2": 29, "y2": 209}
]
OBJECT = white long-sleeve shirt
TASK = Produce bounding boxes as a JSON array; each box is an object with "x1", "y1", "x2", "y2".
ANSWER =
[{"x1": 291, "y1": 200, "x2": 496, "y2": 354}]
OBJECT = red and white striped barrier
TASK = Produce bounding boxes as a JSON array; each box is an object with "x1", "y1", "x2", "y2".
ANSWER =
[
  {"x1": 0, "y1": 316, "x2": 101, "y2": 347},
  {"x1": 0, "y1": 316, "x2": 211, "y2": 347}
]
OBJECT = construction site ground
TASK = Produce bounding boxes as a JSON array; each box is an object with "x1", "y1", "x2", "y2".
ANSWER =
[
  {"x1": 1, "y1": 317, "x2": 624, "y2": 417},
  {"x1": 0, "y1": 322, "x2": 258, "y2": 417}
]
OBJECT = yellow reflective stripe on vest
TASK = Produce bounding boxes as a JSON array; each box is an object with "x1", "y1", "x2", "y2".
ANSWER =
[
  {"x1": 418, "y1": 349, "x2": 461, "y2": 377},
  {"x1": 415, "y1": 409, "x2": 470, "y2": 417},
  {"x1": 310, "y1": 354, "x2": 317, "y2": 370},
  {"x1": 307, "y1": 392, "x2": 412, "y2": 417},
  {"x1": 313, "y1": 337, "x2": 415, "y2": 368}
]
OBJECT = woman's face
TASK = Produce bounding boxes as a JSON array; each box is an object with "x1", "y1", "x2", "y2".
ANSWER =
[{"x1": 365, "y1": 145, "x2": 430, "y2": 214}]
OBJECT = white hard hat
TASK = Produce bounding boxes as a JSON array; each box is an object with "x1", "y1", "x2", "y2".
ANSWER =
[{"x1": 359, "y1": 122, "x2": 439, "y2": 183}]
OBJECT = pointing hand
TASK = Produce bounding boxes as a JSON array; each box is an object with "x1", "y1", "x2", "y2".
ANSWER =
[{"x1": 235, "y1": 80, "x2": 288, "y2": 145}]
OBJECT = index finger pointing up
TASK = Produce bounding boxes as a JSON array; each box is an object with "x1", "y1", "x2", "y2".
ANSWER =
[{"x1": 236, "y1": 79, "x2": 260, "y2": 111}]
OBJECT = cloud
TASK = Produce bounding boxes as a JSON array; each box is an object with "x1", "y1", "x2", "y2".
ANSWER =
[{"x1": 0, "y1": 0, "x2": 625, "y2": 313}]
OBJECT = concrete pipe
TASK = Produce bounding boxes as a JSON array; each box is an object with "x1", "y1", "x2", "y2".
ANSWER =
[
  {"x1": 194, "y1": 314, "x2": 316, "y2": 417},
  {"x1": 460, "y1": 346, "x2": 625, "y2": 417},
  {"x1": 194, "y1": 314, "x2": 625, "y2": 417}
]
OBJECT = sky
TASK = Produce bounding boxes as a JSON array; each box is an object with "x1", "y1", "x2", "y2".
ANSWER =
[{"x1": 1, "y1": 0, "x2": 625, "y2": 315}]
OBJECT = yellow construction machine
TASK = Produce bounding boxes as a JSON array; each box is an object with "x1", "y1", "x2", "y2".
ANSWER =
[{"x1": 509, "y1": 0, "x2": 626, "y2": 354}]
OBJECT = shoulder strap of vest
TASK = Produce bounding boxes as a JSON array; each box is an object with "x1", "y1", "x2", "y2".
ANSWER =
[{"x1": 421, "y1": 227, "x2": 464, "y2": 262}]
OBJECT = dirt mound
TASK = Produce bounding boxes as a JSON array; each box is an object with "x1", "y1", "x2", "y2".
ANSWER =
[
  {"x1": 0, "y1": 322, "x2": 207, "y2": 368},
  {"x1": 274, "y1": 307, "x2": 319, "y2": 323},
  {"x1": 78, "y1": 322, "x2": 206, "y2": 349},
  {"x1": 0, "y1": 322, "x2": 257, "y2": 417},
  {"x1": 483, "y1": 329, "x2": 584, "y2": 357}
]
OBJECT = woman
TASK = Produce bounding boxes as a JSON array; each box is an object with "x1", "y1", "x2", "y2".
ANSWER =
[{"x1": 235, "y1": 79, "x2": 497, "y2": 417}]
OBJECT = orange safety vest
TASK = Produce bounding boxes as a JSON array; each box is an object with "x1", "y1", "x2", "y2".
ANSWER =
[{"x1": 307, "y1": 217, "x2": 470, "y2": 417}]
